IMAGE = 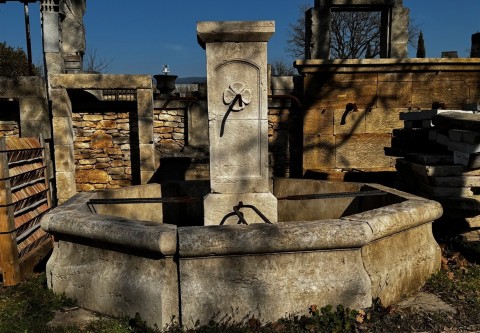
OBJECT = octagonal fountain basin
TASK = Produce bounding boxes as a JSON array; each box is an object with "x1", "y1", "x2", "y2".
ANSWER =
[{"x1": 41, "y1": 178, "x2": 442, "y2": 328}]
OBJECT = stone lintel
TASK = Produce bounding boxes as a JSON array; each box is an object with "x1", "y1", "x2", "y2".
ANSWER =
[
  {"x1": 315, "y1": 0, "x2": 402, "y2": 8},
  {"x1": 197, "y1": 21, "x2": 275, "y2": 48},
  {"x1": 295, "y1": 58, "x2": 480, "y2": 73},
  {"x1": 49, "y1": 74, "x2": 152, "y2": 89},
  {"x1": 0, "y1": 76, "x2": 47, "y2": 98}
]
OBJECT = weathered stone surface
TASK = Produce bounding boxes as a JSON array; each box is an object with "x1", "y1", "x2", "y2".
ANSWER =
[
  {"x1": 333, "y1": 109, "x2": 366, "y2": 134},
  {"x1": 377, "y1": 81, "x2": 412, "y2": 108},
  {"x1": 362, "y1": 223, "x2": 440, "y2": 306},
  {"x1": 49, "y1": 74, "x2": 152, "y2": 89},
  {"x1": 90, "y1": 130, "x2": 113, "y2": 149},
  {"x1": 366, "y1": 108, "x2": 406, "y2": 133},
  {"x1": 179, "y1": 249, "x2": 370, "y2": 326},
  {"x1": 342, "y1": 198, "x2": 443, "y2": 241},
  {"x1": 19, "y1": 97, "x2": 52, "y2": 139},
  {"x1": 274, "y1": 178, "x2": 362, "y2": 221},
  {"x1": 55, "y1": 171, "x2": 77, "y2": 202},
  {"x1": 52, "y1": 117, "x2": 74, "y2": 145},
  {"x1": 137, "y1": 89, "x2": 153, "y2": 119},
  {"x1": 179, "y1": 219, "x2": 372, "y2": 256},
  {"x1": 46, "y1": 240, "x2": 178, "y2": 329},
  {"x1": 76, "y1": 169, "x2": 109, "y2": 184},
  {"x1": 335, "y1": 134, "x2": 393, "y2": 169},
  {"x1": 203, "y1": 192, "x2": 277, "y2": 225},
  {"x1": 197, "y1": 21, "x2": 274, "y2": 45},
  {"x1": 54, "y1": 145, "x2": 75, "y2": 172},
  {"x1": 304, "y1": 109, "x2": 334, "y2": 135},
  {"x1": 44, "y1": 179, "x2": 441, "y2": 328},
  {"x1": 303, "y1": 134, "x2": 335, "y2": 170}
]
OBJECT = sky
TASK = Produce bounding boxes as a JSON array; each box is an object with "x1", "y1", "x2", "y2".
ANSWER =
[{"x1": 0, "y1": 1, "x2": 479, "y2": 78}]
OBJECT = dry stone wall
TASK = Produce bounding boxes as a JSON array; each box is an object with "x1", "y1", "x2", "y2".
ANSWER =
[
  {"x1": 72, "y1": 111, "x2": 134, "y2": 191},
  {"x1": 154, "y1": 108, "x2": 185, "y2": 153}
]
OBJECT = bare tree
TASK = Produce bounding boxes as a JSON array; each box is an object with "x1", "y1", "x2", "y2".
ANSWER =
[
  {"x1": 330, "y1": 11, "x2": 381, "y2": 59},
  {"x1": 287, "y1": 4, "x2": 420, "y2": 59},
  {"x1": 286, "y1": 4, "x2": 309, "y2": 59},
  {"x1": 271, "y1": 59, "x2": 295, "y2": 76},
  {"x1": 84, "y1": 48, "x2": 112, "y2": 73}
]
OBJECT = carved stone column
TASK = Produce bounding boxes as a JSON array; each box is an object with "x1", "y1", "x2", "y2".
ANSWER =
[{"x1": 197, "y1": 21, "x2": 278, "y2": 225}]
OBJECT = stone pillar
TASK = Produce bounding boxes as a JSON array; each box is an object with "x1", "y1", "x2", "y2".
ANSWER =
[
  {"x1": 471, "y1": 33, "x2": 480, "y2": 58},
  {"x1": 390, "y1": 6, "x2": 409, "y2": 58},
  {"x1": 197, "y1": 21, "x2": 278, "y2": 225},
  {"x1": 60, "y1": 0, "x2": 86, "y2": 72},
  {"x1": 50, "y1": 88, "x2": 77, "y2": 204},
  {"x1": 41, "y1": 0, "x2": 65, "y2": 75},
  {"x1": 306, "y1": 7, "x2": 331, "y2": 60},
  {"x1": 137, "y1": 89, "x2": 156, "y2": 183}
]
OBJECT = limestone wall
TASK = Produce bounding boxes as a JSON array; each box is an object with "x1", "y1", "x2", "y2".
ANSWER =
[{"x1": 295, "y1": 59, "x2": 480, "y2": 173}]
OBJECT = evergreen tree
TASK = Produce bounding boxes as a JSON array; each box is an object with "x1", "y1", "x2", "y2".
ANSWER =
[
  {"x1": 0, "y1": 42, "x2": 39, "y2": 77},
  {"x1": 416, "y1": 31, "x2": 426, "y2": 58}
]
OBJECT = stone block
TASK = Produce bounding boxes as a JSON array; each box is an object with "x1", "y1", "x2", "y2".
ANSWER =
[
  {"x1": 138, "y1": 117, "x2": 154, "y2": 144},
  {"x1": 303, "y1": 134, "x2": 335, "y2": 170},
  {"x1": 53, "y1": 117, "x2": 74, "y2": 145},
  {"x1": 49, "y1": 74, "x2": 152, "y2": 90},
  {"x1": 54, "y1": 145, "x2": 75, "y2": 172},
  {"x1": 335, "y1": 134, "x2": 393, "y2": 169},
  {"x1": 51, "y1": 89, "x2": 72, "y2": 118},
  {"x1": 361, "y1": 223, "x2": 440, "y2": 306},
  {"x1": 209, "y1": 120, "x2": 270, "y2": 193},
  {"x1": 179, "y1": 249, "x2": 370, "y2": 326},
  {"x1": 55, "y1": 171, "x2": 77, "y2": 201},
  {"x1": 76, "y1": 169, "x2": 109, "y2": 184},
  {"x1": 377, "y1": 81, "x2": 412, "y2": 108},
  {"x1": 187, "y1": 101, "x2": 209, "y2": 147},
  {"x1": 304, "y1": 108, "x2": 333, "y2": 135},
  {"x1": 366, "y1": 108, "x2": 406, "y2": 133},
  {"x1": 204, "y1": 192, "x2": 277, "y2": 225},
  {"x1": 19, "y1": 97, "x2": 51, "y2": 139},
  {"x1": 333, "y1": 109, "x2": 366, "y2": 134},
  {"x1": 44, "y1": 229, "x2": 177, "y2": 328},
  {"x1": 411, "y1": 79, "x2": 469, "y2": 110},
  {"x1": 91, "y1": 130, "x2": 113, "y2": 149},
  {"x1": 137, "y1": 89, "x2": 153, "y2": 119},
  {"x1": 274, "y1": 178, "x2": 362, "y2": 221},
  {"x1": 305, "y1": 81, "x2": 378, "y2": 110},
  {"x1": 140, "y1": 170, "x2": 154, "y2": 184},
  {"x1": 139, "y1": 144, "x2": 155, "y2": 171}
]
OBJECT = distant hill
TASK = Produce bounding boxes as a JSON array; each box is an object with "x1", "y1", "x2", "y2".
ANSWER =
[{"x1": 176, "y1": 77, "x2": 206, "y2": 84}]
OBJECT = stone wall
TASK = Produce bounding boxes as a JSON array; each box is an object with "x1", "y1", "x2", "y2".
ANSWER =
[
  {"x1": 295, "y1": 58, "x2": 480, "y2": 174},
  {"x1": 72, "y1": 111, "x2": 134, "y2": 191},
  {"x1": 154, "y1": 107, "x2": 185, "y2": 154}
]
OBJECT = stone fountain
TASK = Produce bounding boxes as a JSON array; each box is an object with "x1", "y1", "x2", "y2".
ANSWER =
[{"x1": 41, "y1": 21, "x2": 442, "y2": 328}]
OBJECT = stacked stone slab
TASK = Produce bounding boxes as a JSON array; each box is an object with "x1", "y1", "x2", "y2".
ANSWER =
[{"x1": 394, "y1": 109, "x2": 480, "y2": 250}]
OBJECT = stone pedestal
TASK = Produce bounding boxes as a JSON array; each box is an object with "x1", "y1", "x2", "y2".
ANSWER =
[{"x1": 197, "y1": 21, "x2": 277, "y2": 225}]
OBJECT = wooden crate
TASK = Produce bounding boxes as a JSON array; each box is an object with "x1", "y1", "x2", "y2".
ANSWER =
[{"x1": 0, "y1": 136, "x2": 52, "y2": 286}]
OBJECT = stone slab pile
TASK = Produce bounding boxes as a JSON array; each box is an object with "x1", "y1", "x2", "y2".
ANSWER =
[{"x1": 394, "y1": 109, "x2": 480, "y2": 249}]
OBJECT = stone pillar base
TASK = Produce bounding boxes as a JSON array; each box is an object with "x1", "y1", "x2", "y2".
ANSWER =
[{"x1": 204, "y1": 192, "x2": 278, "y2": 226}]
